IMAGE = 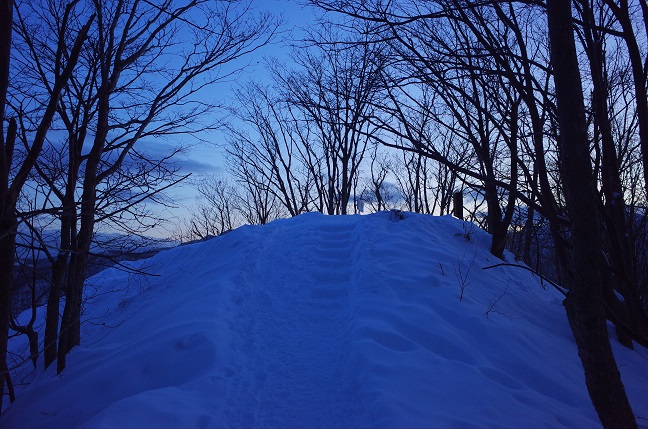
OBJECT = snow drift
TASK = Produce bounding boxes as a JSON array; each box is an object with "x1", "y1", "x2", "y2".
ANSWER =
[{"x1": 2, "y1": 211, "x2": 646, "y2": 428}]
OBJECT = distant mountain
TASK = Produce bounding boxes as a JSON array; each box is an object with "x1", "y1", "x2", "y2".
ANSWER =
[{"x1": 11, "y1": 230, "x2": 177, "y2": 314}]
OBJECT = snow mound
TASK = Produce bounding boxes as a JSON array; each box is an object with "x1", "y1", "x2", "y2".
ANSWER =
[{"x1": 2, "y1": 211, "x2": 647, "y2": 428}]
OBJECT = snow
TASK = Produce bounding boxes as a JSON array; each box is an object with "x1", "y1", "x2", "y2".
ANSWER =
[{"x1": 3, "y1": 211, "x2": 647, "y2": 428}]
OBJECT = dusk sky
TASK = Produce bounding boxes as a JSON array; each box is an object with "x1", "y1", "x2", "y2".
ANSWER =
[
  {"x1": 178, "y1": 0, "x2": 319, "y2": 173},
  {"x1": 155, "y1": 0, "x2": 322, "y2": 233}
]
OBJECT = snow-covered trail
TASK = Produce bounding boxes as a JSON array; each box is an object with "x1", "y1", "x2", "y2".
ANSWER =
[
  {"x1": 1, "y1": 211, "x2": 646, "y2": 429},
  {"x1": 222, "y1": 215, "x2": 364, "y2": 427}
]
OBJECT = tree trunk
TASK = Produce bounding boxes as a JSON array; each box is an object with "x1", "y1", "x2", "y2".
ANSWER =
[
  {"x1": 0, "y1": 0, "x2": 14, "y2": 414},
  {"x1": 546, "y1": 1, "x2": 636, "y2": 427},
  {"x1": 56, "y1": 182, "x2": 96, "y2": 372},
  {"x1": 0, "y1": 216, "x2": 17, "y2": 414},
  {"x1": 44, "y1": 251, "x2": 67, "y2": 369},
  {"x1": 580, "y1": 0, "x2": 648, "y2": 346},
  {"x1": 44, "y1": 181, "x2": 77, "y2": 368},
  {"x1": 57, "y1": 88, "x2": 105, "y2": 373},
  {"x1": 485, "y1": 179, "x2": 506, "y2": 259},
  {"x1": 453, "y1": 191, "x2": 463, "y2": 219},
  {"x1": 57, "y1": 251, "x2": 88, "y2": 373}
]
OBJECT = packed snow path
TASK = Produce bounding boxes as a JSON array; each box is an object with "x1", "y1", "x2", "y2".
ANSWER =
[
  {"x1": 2, "y1": 212, "x2": 646, "y2": 428},
  {"x1": 223, "y1": 216, "x2": 363, "y2": 427}
]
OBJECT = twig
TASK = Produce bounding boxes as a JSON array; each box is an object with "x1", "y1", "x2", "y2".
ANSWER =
[
  {"x1": 482, "y1": 263, "x2": 648, "y2": 348},
  {"x1": 482, "y1": 262, "x2": 568, "y2": 297},
  {"x1": 485, "y1": 284, "x2": 509, "y2": 318},
  {"x1": 4, "y1": 364, "x2": 15, "y2": 403}
]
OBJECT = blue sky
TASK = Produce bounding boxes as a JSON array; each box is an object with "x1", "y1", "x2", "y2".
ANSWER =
[
  {"x1": 153, "y1": 0, "x2": 322, "y2": 234},
  {"x1": 184, "y1": 0, "x2": 323, "y2": 169},
  {"x1": 179, "y1": 0, "x2": 320, "y2": 171}
]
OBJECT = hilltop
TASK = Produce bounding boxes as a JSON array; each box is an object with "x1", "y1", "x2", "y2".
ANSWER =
[{"x1": 2, "y1": 211, "x2": 646, "y2": 428}]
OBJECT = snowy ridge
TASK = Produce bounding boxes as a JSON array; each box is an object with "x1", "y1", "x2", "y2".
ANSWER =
[{"x1": 2, "y1": 211, "x2": 647, "y2": 428}]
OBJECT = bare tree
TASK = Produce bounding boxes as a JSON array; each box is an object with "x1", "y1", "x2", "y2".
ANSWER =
[
  {"x1": 351, "y1": 1, "x2": 528, "y2": 258},
  {"x1": 49, "y1": 0, "x2": 278, "y2": 373},
  {"x1": 598, "y1": 0, "x2": 648, "y2": 198},
  {"x1": 226, "y1": 80, "x2": 315, "y2": 217},
  {"x1": 229, "y1": 161, "x2": 284, "y2": 225},
  {"x1": 0, "y1": 0, "x2": 93, "y2": 411},
  {"x1": 186, "y1": 175, "x2": 240, "y2": 240},
  {"x1": 278, "y1": 31, "x2": 385, "y2": 215},
  {"x1": 359, "y1": 145, "x2": 397, "y2": 212},
  {"x1": 547, "y1": 0, "x2": 636, "y2": 425},
  {"x1": 573, "y1": 0, "x2": 648, "y2": 348},
  {"x1": 4, "y1": 0, "x2": 279, "y2": 376},
  {"x1": 306, "y1": 0, "x2": 644, "y2": 423}
]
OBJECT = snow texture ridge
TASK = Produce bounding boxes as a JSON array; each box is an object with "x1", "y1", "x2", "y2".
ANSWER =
[{"x1": 2, "y1": 211, "x2": 647, "y2": 428}]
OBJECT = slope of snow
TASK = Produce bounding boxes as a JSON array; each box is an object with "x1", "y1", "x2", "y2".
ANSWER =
[{"x1": 2, "y1": 211, "x2": 647, "y2": 428}]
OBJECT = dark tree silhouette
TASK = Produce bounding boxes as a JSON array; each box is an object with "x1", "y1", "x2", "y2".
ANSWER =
[
  {"x1": 0, "y1": 0, "x2": 93, "y2": 412},
  {"x1": 546, "y1": 0, "x2": 636, "y2": 426}
]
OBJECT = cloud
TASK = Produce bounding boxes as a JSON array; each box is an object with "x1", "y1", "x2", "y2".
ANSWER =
[{"x1": 132, "y1": 137, "x2": 224, "y2": 176}]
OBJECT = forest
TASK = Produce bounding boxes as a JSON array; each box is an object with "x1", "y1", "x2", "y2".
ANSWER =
[{"x1": 0, "y1": 0, "x2": 646, "y2": 427}]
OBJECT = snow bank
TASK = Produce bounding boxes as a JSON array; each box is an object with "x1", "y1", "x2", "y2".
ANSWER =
[{"x1": 2, "y1": 211, "x2": 646, "y2": 428}]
